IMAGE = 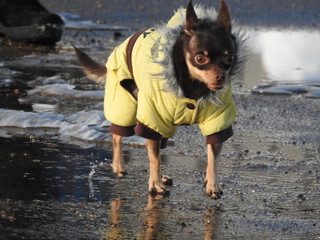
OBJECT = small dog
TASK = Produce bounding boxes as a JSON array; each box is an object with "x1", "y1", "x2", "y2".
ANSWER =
[{"x1": 74, "y1": 0, "x2": 243, "y2": 199}]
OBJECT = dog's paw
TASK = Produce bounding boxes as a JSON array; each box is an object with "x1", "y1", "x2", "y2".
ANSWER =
[
  {"x1": 205, "y1": 181, "x2": 223, "y2": 199},
  {"x1": 161, "y1": 175, "x2": 173, "y2": 186},
  {"x1": 148, "y1": 181, "x2": 169, "y2": 196},
  {"x1": 113, "y1": 167, "x2": 126, "y2": 178},
  {"x1": 206, "y1": 189, "x2": 223, "y2": 199},
  {"x1": 114, "y1": 171, "x2": 126, "y2": 178},
  {"x1": 112, "y1": 162, "x2": 126, "y2": 178}
]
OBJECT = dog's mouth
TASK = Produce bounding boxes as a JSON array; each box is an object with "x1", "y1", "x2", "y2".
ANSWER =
[
  {"x1": 205, "y1": 70, "x2": 231, "y2": 91},
  {"x1": 186, "y1": 57, "x2": 229, "y2": 91},
  {"x1": 206, "y1": 82, "x2": 224, "y2": 91},
  {"x1": 191, "y1": 73, "x2": 227, "y2": 91},
  {"x1": 204, "y1": 75, "x2": 226, "y2": 91}
]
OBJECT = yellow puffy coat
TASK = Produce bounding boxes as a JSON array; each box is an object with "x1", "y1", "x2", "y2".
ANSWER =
[{"x1": 104, "y1": 7, "x2": 237, "y2": 139}]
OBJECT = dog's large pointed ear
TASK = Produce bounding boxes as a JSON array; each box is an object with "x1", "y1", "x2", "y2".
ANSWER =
[
  {"x1": 185, "y1": 0, "x2": 198, "y2": 36},
  {"x1": 216, "y1": 0, "x2": 232, "y2": 31}
]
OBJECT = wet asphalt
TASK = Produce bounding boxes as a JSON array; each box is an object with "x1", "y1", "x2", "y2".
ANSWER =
[
  {"x1": 41, "y1": 0, "x2": 320, "y2": 29},
  {"x1": 0, "y1": 0, "x2": 320, "y2": 239}
]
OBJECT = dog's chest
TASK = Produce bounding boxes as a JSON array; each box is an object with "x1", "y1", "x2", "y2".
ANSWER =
[{"x1": 172, "y1": 98, "x2": 199, "y2": 125}]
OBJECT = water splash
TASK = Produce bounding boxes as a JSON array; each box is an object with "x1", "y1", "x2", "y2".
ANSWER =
[{"x1": 88, "y1": 159, "x2": 109, "y2": 200}]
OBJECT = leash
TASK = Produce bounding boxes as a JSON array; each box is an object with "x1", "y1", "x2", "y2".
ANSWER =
[{"x1": 125, "y1": 28, "x2": 147, "y2": 79}]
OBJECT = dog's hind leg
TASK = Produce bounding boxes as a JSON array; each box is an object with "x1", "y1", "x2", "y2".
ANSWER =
[
  {"x1": 146, "y1": 139, "x2": 169, "y2": 195},
  {"x1": 112, "y1": 133, "x2": 126, "y2": 178},
  {"x1": 205, "y1": 143, "x2": 223, "y2": 199}
]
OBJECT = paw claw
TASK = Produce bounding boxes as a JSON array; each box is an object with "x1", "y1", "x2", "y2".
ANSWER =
[
  {"x1": 161, "y1": 175, "x2": 173, "y2": 186},
  {"x1": 149, "y1": 188, "x2": 170, "y2": 196},
  {"x1": 206, "y1": 191, "x2": 223, "y2": 199},
  {"x1": 205, "y1": 181, "x2": 223, "y2": 199},
  {"x1": 148, "y1": 181, "x2": 169, "y2": 196}
]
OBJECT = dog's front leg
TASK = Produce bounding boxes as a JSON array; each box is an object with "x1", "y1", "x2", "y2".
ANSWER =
[
  {"x1": 146, "y1": 139, "x2": 168, "y2": 195},
  {"x1": 205, "y1": 143, "x2": 223, "y2": 199},
  {"x1": 112, "y1": 133, "x2": 126, "y2": 177}
]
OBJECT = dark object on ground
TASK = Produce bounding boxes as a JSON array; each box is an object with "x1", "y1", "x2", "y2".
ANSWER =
[{"x1": 0, "y1": 0, "x2": 63, "y2": 44}]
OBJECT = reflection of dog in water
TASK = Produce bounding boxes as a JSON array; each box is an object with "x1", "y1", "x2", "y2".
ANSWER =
[
  {"x1": 106, "y1": 196, "x2": 218, "y2": 239},
  {"x1": 106, "y1": 196, "x2": 164, "y2": 239},
  {"x1": 74, "y1": 0, "x2": 244, "y2": 199}
]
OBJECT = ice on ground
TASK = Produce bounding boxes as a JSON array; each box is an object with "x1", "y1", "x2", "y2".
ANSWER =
[
  {"x1": 252, "y1": 84, "x2": 320, "y2": 97},
  {"x1": 59, "y1": 13, "x2": 129, "y2": 31},
  {"x1": 28, "y1": 75, "x2": 67, "y2": 87},
  {"x1": 3, "y1": 54, "x2": 80, "y2": 70},
  {"x1": 0, "y1": 109, "x2": 65, "y2": 129},
  {"x1": 0, "y1": 51, "x2": 147, "y2": 147},
  {"x1": 0, "y1": 77, "x2": 145, "y2": 147},
  {"x1": 0, "y1": 109, "x2": 145, "y2": 147},
  {"x1": 0, "y1": 109, "x2": 108, "y2": 140},
  {"x1": 28, "y1": 83, "x2": 104, "y2": 101}
]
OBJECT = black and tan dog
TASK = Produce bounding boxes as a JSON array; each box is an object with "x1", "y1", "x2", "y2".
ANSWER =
[{"x1": 74, "y1": 0, "x2": 243, "y2": 199}]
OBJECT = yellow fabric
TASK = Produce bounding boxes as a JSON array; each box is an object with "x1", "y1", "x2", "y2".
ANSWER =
[{"x1": 104, "y1": 12, "x2": 237, "y2": 139}]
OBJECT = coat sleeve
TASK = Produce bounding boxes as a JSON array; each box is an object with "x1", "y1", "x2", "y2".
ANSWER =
[{"x1": 198, "y1": 88, "x2": 237, "y2": 137}]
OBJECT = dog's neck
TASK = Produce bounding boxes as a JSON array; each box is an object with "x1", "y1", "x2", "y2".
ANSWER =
[{"x1": 172, "y1": 34, "x2": 210, "y2": 100}]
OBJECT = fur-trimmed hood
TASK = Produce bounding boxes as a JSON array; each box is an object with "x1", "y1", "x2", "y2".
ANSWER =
[{"x1": 155, "y1": 5, "x2": 245, "y2": 104}]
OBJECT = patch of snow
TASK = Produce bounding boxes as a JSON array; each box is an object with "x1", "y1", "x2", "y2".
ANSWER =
[
  {"x1": 0, "y1": 109, "x2": 145, "y2": 147},
  {"x1": 59, "y1": 13, "x2": 129, "y2": 31},
  {"x1": 27, "y1": 83, "x2": 104, "y2": 101}
]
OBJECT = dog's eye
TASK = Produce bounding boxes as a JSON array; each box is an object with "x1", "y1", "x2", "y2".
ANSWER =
[
  {"x1": 224, "y1": 55, "x2": 235, "y2": 65},
  {"x1": 195, "y1": 54, "x2": 209, "y2": 65}
]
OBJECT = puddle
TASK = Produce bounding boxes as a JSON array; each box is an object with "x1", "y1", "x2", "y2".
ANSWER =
[
  {"x1": 0, "y1": 134, "x2": 319, "y2": 239},
  {"x1": 0, "y1": 137, "x2": 113, "y2": 201},
  {"x1": 240, "y1": 29, "x2": 320, "y2": 97}
]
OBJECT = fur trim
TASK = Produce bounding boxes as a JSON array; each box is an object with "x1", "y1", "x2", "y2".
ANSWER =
[{"x1": 154, "y1": 5, "x2": 246, "y2": 105}]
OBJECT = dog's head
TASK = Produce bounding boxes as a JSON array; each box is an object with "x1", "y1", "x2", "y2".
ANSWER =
[{"x1": 183, "y1": 0, "x2": 236, "y2": 91}]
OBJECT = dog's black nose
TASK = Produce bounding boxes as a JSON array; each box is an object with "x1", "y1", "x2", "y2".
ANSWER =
[{"x1": 216, "y1": 73, "x2": 225, "y2": 82}]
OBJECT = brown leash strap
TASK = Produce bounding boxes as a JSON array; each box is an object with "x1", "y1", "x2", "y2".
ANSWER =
[{"x1": 126, "y1": 28, "x2": 147, "y2": 78}]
